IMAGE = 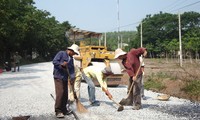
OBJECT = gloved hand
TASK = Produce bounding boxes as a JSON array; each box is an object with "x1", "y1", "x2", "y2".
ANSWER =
[{"x1": 105, "y1": 90, "x2": 113, "y2": 100}]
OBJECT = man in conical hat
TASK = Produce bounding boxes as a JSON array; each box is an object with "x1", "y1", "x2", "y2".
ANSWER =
[
  {"x1": 53, "y1": 44, "x2": 79, "y2": 118},
  {"x1": 114, "y1": 47, "x2": 147, "y2": 110}
]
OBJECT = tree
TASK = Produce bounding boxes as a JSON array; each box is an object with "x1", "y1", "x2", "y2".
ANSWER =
[
  {"x1": 0, "y1": 0, "x2": 35, "y2": 61},
  {"x1": 0, "y1": 0, "x2": 72, "y2": 63},
  {"x1": 133, "y1": 11, "x2": 200, "y2": 59}
]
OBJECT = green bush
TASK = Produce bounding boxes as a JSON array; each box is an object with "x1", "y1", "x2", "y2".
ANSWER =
[{"x1": 182, "y1": 80, "x2": 200, "y2": 96}]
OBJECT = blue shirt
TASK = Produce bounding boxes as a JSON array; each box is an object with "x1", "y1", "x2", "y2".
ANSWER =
[{"x1": 53, "y1": 51, "x2": 75, "y2": 81}]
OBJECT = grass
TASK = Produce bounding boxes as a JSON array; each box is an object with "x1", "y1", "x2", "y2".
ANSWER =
[
  {"x1": 144, "y1": 79, "x2": 165, "y2": 91},
  {"x1": 144, "y1": 73, "x2": 166, "y2": 91},
  {"x1": 143, "y1": 58, "x2": 200, "y2": 101},
  {"x1": 144, "y1": 71, "x2": 176, "y2": 91},
  {"x1": 181, "y1": 80, "x2": 200, "y2": 96},
  {"x1": 156, "y1": 72, "x2": 169, "y2": 78}
]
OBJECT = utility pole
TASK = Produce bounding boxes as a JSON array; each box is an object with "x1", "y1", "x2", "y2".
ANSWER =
[
  {"x1": 121, "y1": 35, "x2": 123, "y2": 48},
  {"x1": 178, "y1": 13, "x2": 183, "y2": 67},
  {"x1": 140, "y1": 22, "x2": 143, "y2": 48},
  {"x1": 117, "y1": 0, "x2": 120, "y2": 48},
  {"x1": 99, "y1": 35, "x2": 101, "y2": 46},
  {"x1": 104, "y1": 32, "x2": 107, "y2": 47}
]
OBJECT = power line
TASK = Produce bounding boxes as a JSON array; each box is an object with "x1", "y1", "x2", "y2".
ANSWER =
[
  {"x1": 162, "y1": 0, "x2": 183, "y2": 11},
  {"x1": 120, "y1": 21, "x2": 140, "y2": 29},
  {"x1": 108, "y1": 21, "x2": 140, "y2": 32},
  {"x1": 107, "y1": 1, "x2": 200, "y2": 32},
  {"x1": 165, "y1": 0, "x2": 189, "y2": 12},
  {"x1": 170, "y1": 1, "x2": 200, "y2": 12}
]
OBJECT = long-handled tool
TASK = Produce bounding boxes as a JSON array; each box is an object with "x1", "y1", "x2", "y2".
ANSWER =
[
  {"x1": 119, "y1": 58, "x2": 144, "y2": 105},
  {"x1": 69, "y1": 80, "x2": 88, "y2": 113},
  {"x1": 50, "y1": 94, "x2": 80, "y2": 120},
  {"x1": 65, "y1": 67, "x2": 88, "y2": 113},
  {"x1": 102, "y1": 87, "x2": 124, "y2": 112},
  {"x1": 111, "y1": 98, "x2": 124, "y2": 111}
]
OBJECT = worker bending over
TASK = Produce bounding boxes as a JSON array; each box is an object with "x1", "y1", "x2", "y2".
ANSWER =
[{"x1": 82, "y1": 64, "x2": 113, "y2": 106}]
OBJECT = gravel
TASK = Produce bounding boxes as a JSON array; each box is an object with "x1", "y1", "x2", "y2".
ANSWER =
[{"x1": 0, "y1": 62, "x2": 199, "y2": 120}]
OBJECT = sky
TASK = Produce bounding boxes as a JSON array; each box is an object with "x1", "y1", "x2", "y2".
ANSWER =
[{"x1": 33, "y1": 0, "x2": 200, "y2": 33}]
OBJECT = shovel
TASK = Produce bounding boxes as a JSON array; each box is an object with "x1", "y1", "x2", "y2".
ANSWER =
[
  {"x1": 102, "y1": 87, "x2": 124, "y2": 112},
  {"x1": 119, "y1": 81, "x2": 135, "y2": 106},
  {"x1": 111, "y1": 98, "x2": 124, "y2": 111}
]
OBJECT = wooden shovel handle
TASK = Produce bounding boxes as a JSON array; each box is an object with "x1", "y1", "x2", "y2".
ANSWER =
[
  {"x1": 127, "y1": 57, "x2": 144, "y2": 96},
  {"x1": 111, "y1": 98, "x2": 122, "y2": 107},
  {"x1": 68, "y1": 80, "x2": 78, "y2": 100},
  {"x1": 102, "y1": 87, "x2": 122, "y2": 107},
  {"x1": 65, "y1": 66, "x2": 78, "y2": 100}
]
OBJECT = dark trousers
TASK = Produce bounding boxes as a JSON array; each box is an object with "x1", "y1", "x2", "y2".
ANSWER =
[
  {"x1": 12, "y1": 62, "x2": 20, "y2": 72},
  {"x1": 15, "y1": 62, "x2": 20, "y2": 71},
  {"x1": 54, "y1": 79, "x2": 68, "y2": 113},
  {"x1": 127, "y1": 74, "x2": 142, "y2": 106}
]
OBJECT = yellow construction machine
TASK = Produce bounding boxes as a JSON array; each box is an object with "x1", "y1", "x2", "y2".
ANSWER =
[{"x1": 68, "y1": 28, "x2": 123, "y2": 86}]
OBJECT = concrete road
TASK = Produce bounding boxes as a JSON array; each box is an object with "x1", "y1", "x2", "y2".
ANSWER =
[{"x1": 0, "y1": 62, "x2": 199, "y2": 120}]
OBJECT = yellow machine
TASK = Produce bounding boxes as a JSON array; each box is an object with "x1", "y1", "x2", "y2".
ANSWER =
[{"x1": 68, "y1": 28, "x2": 123, "y2": 86}]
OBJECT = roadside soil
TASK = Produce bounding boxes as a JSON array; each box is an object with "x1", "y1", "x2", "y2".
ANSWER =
[{"x1": 120, "y1": 58, "x2": 200, "y2": 102}]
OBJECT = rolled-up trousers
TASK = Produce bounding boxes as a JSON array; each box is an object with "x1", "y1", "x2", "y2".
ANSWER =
[{"x1": 127, "y1": 74, "x2": 142, "y2": 106}]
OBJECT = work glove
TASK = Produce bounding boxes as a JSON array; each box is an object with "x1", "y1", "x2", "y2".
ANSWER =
[{"x1": 105, "y1": 90, "x2": 113, "y2": 100}]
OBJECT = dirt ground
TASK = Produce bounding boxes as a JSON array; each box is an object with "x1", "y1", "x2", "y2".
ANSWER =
[{"x1": 120, "y1": 58, "x2": 200, "y2": 102}]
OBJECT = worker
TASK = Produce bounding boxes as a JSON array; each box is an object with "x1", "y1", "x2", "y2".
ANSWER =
[
  {"x1": 52, "y1": 44, "x2": 79, "y2": 118},
  {"x1": 140, "y1": 56, "x2": 146, "y2": 100},
  {"x1": 114, "y1": 47, "x2": 147, "y2": 110},
  {"x1": 12, "y1": 52, "x2": 22, "y2": 72},
  {"x1": 68, "y1": 64, "x2": 82, "y2": 103},
  {"x1": 82, "y1": 64, "x2": 113, "y2": 106},
  {"x1": 4, "y1": 62, "x2": 11, "y2": 71}
]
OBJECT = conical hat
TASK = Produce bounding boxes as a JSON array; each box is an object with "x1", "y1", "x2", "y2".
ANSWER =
[
  {"x1": 114, "y1": 48, "x2": 127, "y2": 59},
  {"x1": 68, "y1": 44, "x2": 79, "y2": 55}
]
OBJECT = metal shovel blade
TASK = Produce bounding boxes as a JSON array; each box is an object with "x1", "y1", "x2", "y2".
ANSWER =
[{"x1": 117, "y1": 106, "x2": 124, "y2": 112}]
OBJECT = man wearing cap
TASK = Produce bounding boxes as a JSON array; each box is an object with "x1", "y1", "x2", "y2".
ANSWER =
[
  {"x1": 52, "y1": 44, "x2": 79, "y2": 118},
  {"x1": 114, "y1": 47, "x2": 147, "y2": 110},
  {"x1": 82, "y1": 64, "x2": 113, "y2": 106}
]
